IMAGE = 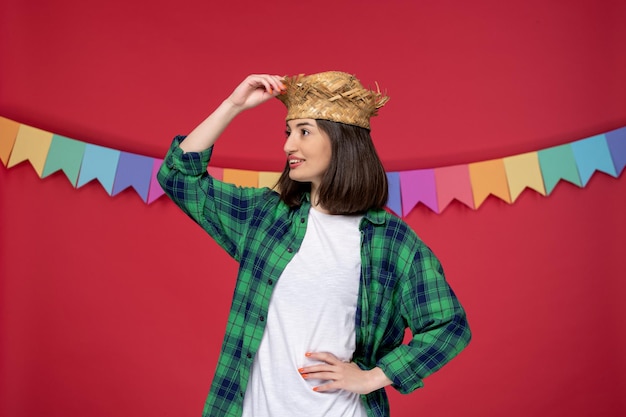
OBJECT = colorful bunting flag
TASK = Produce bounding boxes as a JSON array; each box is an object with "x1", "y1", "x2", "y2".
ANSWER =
[
  {"x1": 0, "y1": 116, "x2": 20, "y2": 165},
  {"x1": 112, "y1": 152, "x2": 154, "y2": 202},
  {"x1": 1, "y1": 117, "x2": 624, "y2": 215},
  {"x1": 606, "y1": 127, "x2": 626, "y2": 176},
  {"x1": 469, "y1": 159, "x2": 511, "y2": 208},
  {"x1": 7, "y1": 124, "x2": 53, "y2": 176},
  {"x1": 571, "y1": 135, "x2": 617, "y2": 186},
  {"x1": 207, "y1": 166, "x2": 224, "y2": 181},
  {"x1": 537, "y1": 144, "x2": 582, "y2": 194},
  {"x1": 42, "y1": 135, "x2": 86, "y2": 185},
  {"x1": 148, "y1": 159, "x2": 165, "y2": 204},
  {"x1": 258, "y1": 172, "x2": 282, "y2": 189},
  {"x1": 434, "y1": 165, "x2": 474, "y2": 212},
  {"x1": 400, "y1": 169, "x2": 438, "y2": 215},
  {"x1": 503, "y1": 152, "x2": 546, "y2": 201},
  {"x1": 76, "y1": 144, "x2": 121, "y2": 194},
  {"x1": 223, "y1": 169, "x2": 259, "y2": 188},
  {"x1": 386, "y1": 172, "x2": 402, "y2": 217}
]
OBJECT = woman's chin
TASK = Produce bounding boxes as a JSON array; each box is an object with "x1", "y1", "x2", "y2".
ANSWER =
[{"x1": 288, "y1": 172, "x2": 306, "y2": 182}]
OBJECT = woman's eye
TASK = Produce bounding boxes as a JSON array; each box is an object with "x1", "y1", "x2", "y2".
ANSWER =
[
  {"x1": 301, "y1": 129, "x2": 310, "y2": 136},
  {"x1": 285, "y1": 130, "x2": 291, "y2": 137}
]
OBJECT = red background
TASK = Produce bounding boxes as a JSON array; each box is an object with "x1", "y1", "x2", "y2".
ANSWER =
[{"x1": 1, "y1": 1, "x2": 625, "y2": 416}]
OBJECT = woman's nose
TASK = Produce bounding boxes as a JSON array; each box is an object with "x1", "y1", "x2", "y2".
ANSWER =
[{"x1": 283, "y1": 134, "x2": 296, "y2": 153}]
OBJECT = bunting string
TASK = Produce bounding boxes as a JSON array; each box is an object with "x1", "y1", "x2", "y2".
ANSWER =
[{"x1": 1, "y1": 116, "x2": 624, "y2": 216}]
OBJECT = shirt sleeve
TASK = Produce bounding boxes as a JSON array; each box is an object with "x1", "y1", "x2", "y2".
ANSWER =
[
  {"x1": 376, "y1": 240, "x2": 471, "y2": 394},
  {"x1": 157, "y1": 135, "x2": 271, "y2": 261}
]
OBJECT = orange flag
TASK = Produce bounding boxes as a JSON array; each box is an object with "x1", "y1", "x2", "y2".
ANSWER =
[
  {"x1": 0, "y1": 117, "x2": 21, "y2": 166},
  {"x1": 223, "y1": 169, "x2": 259, "y2": 187},
  {"x1": 469, "y1": 159, "x2": 511, "y2": 208}
]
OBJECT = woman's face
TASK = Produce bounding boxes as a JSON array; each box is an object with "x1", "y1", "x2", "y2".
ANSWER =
[{"x1": 284, "y1": 118, "x2": 332, "y2": 189}]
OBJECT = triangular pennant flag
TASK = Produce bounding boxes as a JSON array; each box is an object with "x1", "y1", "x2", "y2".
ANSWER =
[
  {"x1": 147, "y1": 158, "x2": 165, "y2": 204},
  {"x1": 258, "y1": 172, "x2": 281, "y2": 190},
  {"x1": 571, "y1": 134, "x2": 617, "y2": 185},
  {"x1": 42, "y1": 135, "x2": 86, "y2": 185},
  {"x1": 7, "y1": 124, "x2": 54, "y2": 176},
  {"x1": 223, "y1": 169, "x2": 258, "y2": 187},
  {"x1": 434, "y1": 165, "x2": 474, "y2": 211},
  {"x1": 537, "y1": 144, "x2": 582, "y2": 194},
  {"x1": 400, "y1": 169, "x2": 438, "y2": 215},
  {"x1": 112, "y1": 152, "x2": 154, "y2": 202},
  {"x1": 503, "y1": 152, "x2": 546, "y2": 201},
  {"x1": 207, "y1": 166, "x2": 224, "y2": 180},
  {"x1": 76, "y1": 144, "x2": 121, "y2": 195},
  {"x1": 386, "y1": 172, "x2": 402, "y2": 217},
  {"x1": 469, "y1": 159, "x2": 511, "y2": 208},
  {"x1": 606, "y1": 127, "x2": 626, "y2": 176},
  {"x1": 0, "y1": 117, "x2": 20, "y2": 166}
]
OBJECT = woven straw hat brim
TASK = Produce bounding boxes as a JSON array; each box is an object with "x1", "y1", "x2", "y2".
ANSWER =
[{"x1": 277, "y1": 71, "x2": 389, "y2": 129}]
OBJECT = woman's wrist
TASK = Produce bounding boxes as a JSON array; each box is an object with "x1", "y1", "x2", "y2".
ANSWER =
[
  {"x1": 366, "y1": 367, "x2": 393, "y2": 393},
  {"x1": 180, "y1": 99, "x2": 243, "y2": 153}
]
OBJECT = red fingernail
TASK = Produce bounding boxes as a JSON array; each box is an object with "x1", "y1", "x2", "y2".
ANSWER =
[
  {"x1": 305, "y1": 352, "x2": 311, "y2": 357},
  {"x1": 301, "y1": 373, "x2": 308, "y2": 379},
  {"x1": 298, "y1": 368, "x2": 304, "y2": 373},
  {"x1": 312, "y1": 387, "x2": 319, "y2": 392}
]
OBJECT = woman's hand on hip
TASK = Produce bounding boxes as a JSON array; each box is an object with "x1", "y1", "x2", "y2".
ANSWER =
[{"x1": 298, "y1": 351, "x2": 393, "y2": 395}]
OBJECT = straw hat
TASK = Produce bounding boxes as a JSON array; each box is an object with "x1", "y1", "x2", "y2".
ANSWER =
[{"x1": 277, "y1": 71, "x2": 389, "y2": 130}]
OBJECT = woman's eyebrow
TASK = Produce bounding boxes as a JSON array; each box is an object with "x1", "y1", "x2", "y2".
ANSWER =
[
  {"x1": 286, "y1": 121, "x2": 316, "y2": 130},
  {"x1": 295, "y1": 122, "x2": 315, "y2": 128}
]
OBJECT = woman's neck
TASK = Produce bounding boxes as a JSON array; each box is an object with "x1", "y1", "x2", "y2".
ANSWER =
[{"x1": 310, "y1": 184, "x2": 330, "y2": 214}]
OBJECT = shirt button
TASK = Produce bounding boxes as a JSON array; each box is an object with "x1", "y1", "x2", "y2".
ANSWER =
[
  {"x1": 287, "y1": 247, "x2": 293, "y2": 253},
  {"x1": 267, "y1": 279, "x2": 273, "y2": 285},
  {"x1": 300, "y1": 217, "x2": 305, "y2": 223},
  {"x1": 259, "y1": 316, "x2": 265, "y2": 322},
  {"x1": 246, "y1": 352, "x2": 252, "y2": 359}
]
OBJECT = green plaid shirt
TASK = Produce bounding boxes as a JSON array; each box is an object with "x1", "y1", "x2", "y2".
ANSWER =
[{"x1": 158, "y1": 137, "x2": 471, "y2": 417}]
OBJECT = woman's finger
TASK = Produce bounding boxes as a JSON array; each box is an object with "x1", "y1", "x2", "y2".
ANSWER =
[
  {"x1": 305, "y1": 351, "x2": 342, "y2": 365},
  {"x1": 269, "y1": 75, "x2": 286, "y2": 92},
  {"x1": 312, "y1": 381, "x2": 339, "y2": 392},
  {"x1": 246, "y1": 74, "x2": 273, "y2": 93},
  {"x1": 248, "y1": 74, "x2": 283, "y2": 94},
  {"x1": 301, "y1": 371, "x2": 336, "y2": 381},
  {"x1": 298, "y1": 363, "x2": 334, "y2": 375}
]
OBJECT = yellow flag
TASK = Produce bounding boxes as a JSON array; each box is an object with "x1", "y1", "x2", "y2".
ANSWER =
[
  {"x1": 258, "y1": 172, "x2": 281, "y2": 190},
  {"x1": 503, "y1": 152, "x2": 546, "y2": 201},
  {"x1": 7, "y1": 124, "x2": 54, "y2": 177}
]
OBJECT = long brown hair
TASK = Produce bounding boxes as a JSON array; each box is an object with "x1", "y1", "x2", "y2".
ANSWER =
[{"x1": 276, "y1": 119, "x2": 388, "y2": 214}]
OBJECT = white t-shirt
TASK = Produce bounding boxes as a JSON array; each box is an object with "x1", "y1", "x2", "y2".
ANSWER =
[{"x1": 241, "y1": 207, "x2": 367, "y2": 417}]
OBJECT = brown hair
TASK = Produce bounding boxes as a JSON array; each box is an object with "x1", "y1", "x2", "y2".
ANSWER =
[{"x1": 276, "y1": 119, "x2": 388, "y2": 214}]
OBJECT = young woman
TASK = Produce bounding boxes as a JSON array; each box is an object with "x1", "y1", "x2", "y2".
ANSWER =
[{"x1": 158, "y1": 72, "x2": 471, "y2": 417}]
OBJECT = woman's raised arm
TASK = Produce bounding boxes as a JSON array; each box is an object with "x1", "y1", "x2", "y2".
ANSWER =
[{"x1": 180, "y1": 74, "x2": 285, "y2": 153}]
